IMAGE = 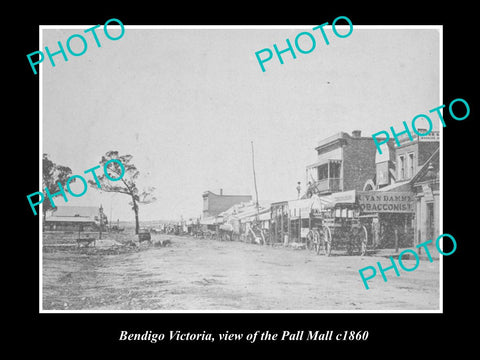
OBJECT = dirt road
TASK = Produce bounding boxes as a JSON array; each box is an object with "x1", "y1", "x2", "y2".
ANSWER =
[{"x1": 42, "y1": 234, "x2": 440, "y2": 311}]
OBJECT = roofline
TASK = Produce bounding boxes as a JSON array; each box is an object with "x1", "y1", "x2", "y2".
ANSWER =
[
  {"x1": 411, "y1": 147, "x2": 440, "y2": 184},
  {"x1": 271, "y1": 200, "x2": 289, "y2": 206},
  {"x1": 52, "y1": 205, "x2": 100, "y2": 210},
  {"x1": 202, "y1": 191, "x2": 252, "y2": 198},
  {"x1": 315, "y1": 132, "x2": 393, "y2": 152}
]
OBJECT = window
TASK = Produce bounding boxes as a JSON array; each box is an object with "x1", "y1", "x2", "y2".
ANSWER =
[
  {"x1": 408, "y1": 153, "x2": 415, "y2": 178},
  {"x1": 330, "y1": 161, "x2": 341, "y2": 179},
  {"x1": 316, "y1": 161, "x2": 341, "y2": 181},
  {"x1": 398, "y1": 155, "x2": 405, "y2": 180},
  {"x1": 317, "y1": 164, "x2": 328, "y2": 181}
]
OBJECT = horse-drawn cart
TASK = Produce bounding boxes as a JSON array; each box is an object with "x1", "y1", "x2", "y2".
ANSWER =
[{"x1": 306, "y1": 191, "x2": 368, "y2": 256}]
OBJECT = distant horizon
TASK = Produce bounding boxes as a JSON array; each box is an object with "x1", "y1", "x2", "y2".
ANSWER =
[{"x1": 46, "y1": 205, "x2": 182, "y2": 223}]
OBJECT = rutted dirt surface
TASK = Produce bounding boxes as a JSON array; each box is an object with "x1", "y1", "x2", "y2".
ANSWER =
[{"x1": 42, "y1": 234, "x2": 440, "y2": 311}]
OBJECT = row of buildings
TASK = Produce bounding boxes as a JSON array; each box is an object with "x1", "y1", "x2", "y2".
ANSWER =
[
  {"x1": 43, "y1": 128, "x2": 440, "y2": 250},
  {"x1": 199, "y1": 129, "x2": 440, "y2": 249}
]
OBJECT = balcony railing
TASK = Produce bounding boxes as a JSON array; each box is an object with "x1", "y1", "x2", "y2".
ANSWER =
[{"x1": 313, "y1": 178, "x2": 342, "y2": 193}]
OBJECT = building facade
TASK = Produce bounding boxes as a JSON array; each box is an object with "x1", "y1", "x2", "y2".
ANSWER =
[
  {"x1": 44, "y1": 205, "x2": 106, "y2": 231},
  {"x1": 305, "y1": 130, "x2": 379, "y2": 195},
  {"x1": 202, "y1": 190, "x2": 252, "y2": 218},
  {"x1": 411, "y1": 148, "x2": 440, "y2": 246},
  {"x1": 303, "y1": 128, "x2": 440, "y2": 249},
  {"x1": 393, "y1": 130, "x2": 440, "y2": 183},
  {"x1": 362, "y1": 130, "x2": 440, "y2": 248}
]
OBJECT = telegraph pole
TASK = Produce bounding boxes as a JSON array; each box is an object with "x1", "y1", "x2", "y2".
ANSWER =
[
  {"x1": 251, "y1": 141, "x2": 259, "y2": 217},
  {"x1": 99, "y1": 204, "x2": 103, "y2": 239}
]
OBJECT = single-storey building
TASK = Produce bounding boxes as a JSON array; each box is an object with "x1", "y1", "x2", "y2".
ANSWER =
[{"x1": 44, "y1": 206, "x2": 106, "y2": 231}]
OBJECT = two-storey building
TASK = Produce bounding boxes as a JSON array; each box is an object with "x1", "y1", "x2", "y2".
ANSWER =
[
  {"x1": 202, "y1": 189, "x2": 252, "y2": 218},
  {"x1": 305, "y1": 130, "x2": 379, "y2": 195},
  {"x1": 393, "y1": 129, "x2": 440, "y2": 183},
  {"x1": 362, "y1": 130, "x2": 440, "y2": 248},
  {"x1": 304, "y1": 128, "x2": 440, "y2": 250}
]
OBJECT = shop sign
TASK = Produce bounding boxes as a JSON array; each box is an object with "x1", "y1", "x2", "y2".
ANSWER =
[
  {"x1": 357, "y1": 191, "x2": 414, "y2": 213},
  {"x1": 331, "y1": 190, "x2": 356, "y2": 204}
]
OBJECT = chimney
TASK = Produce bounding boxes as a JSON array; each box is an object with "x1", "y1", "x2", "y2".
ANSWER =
[
  {"x1": 220, "y1": 188, "x2": 223, "y2": 196},
  {"x1": 352, "y1": 130, "x2": 361, "y2": 138}
]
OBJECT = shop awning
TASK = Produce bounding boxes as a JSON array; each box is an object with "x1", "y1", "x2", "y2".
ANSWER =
[
  {"x1": 306, "y1": 158, "x2": 342, "y2": 169},
  {"x1": 258, "y1": 211, "x2": 271, "y2": 221},
  {"x1": 240, "y1": 208, "x2": 271, "y2": 223},
  {"x1": 288, "y1": 194, "x2": 333, "y2": 218},
  {"x1": 288, "y1": 198, "x2": 314, "y2": 217},
  {"x1": 314, "y1": 194, "x2": 333, "y2": 209}
]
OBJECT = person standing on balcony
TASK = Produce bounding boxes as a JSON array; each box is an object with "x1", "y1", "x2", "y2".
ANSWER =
[{"x1": 296, "y1": 182, "x2": 302, "y2": 199}]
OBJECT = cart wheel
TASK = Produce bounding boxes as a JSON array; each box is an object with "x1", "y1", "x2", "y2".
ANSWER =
[
  {"x1": 260, "y1": 231, "x2": 266, "y2": 245},
  {"x1": 360, "y1": 225, "x2": 368, "y2": 256},
  {"x1": 346, "y1": 238, "x2": 353, "y2": 255},
  {"x1": 322, "y1": 226, "x2": 332, "y2": 256},
  {"x1": 313, "y1": 230, "x2": 321, "y2": 255},
  {"x1": 306, "y1": 230, "x2": 315, "y2": 251},
  {"x1": 263, "y1": 231, "x2": 270, "y2": 245}
]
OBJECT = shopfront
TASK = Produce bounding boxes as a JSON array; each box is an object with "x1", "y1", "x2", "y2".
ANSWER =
[
  {"x1": 412, "y1": 160, "x2": 440, "y2": 246},
  {"x1": 357, "y1": 191, "x2": 416, "y2": 248},
  {"x1": 270, "y1": 201, "x2": 289, "y2": 244}
]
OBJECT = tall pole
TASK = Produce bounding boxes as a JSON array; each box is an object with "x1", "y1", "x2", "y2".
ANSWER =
[
  {"x1": 251, "y1": 141, "x2": 259, "y2": 217},
  {"x1": 99, "y1": 205, "x2": 103, "y2": 240}
]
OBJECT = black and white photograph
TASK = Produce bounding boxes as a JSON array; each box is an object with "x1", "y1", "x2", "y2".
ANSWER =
[{"x1": 39, "y1": 25, "x2": 442, "y2": 312}]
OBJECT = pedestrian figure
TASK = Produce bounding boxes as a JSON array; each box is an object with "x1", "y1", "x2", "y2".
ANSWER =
[{"x1": 296, "y1": 182, "x2": 301, "y2": 199}]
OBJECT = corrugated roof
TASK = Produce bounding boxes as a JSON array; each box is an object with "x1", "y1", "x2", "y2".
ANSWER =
[
  {"x1": 236, "y1": 207, "x2": 270, "y2": 221},
  {"x1": 288, "y1": 195, "x2": 333, "y2": 217},
  {"x1": 219, "y1": 200, "x2": 271, "y2": 219}
]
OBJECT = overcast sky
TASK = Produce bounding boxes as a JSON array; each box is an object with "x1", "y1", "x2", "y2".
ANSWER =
[{"x1": 42, "y1": 26, "x2": 440, "y2": 222}]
